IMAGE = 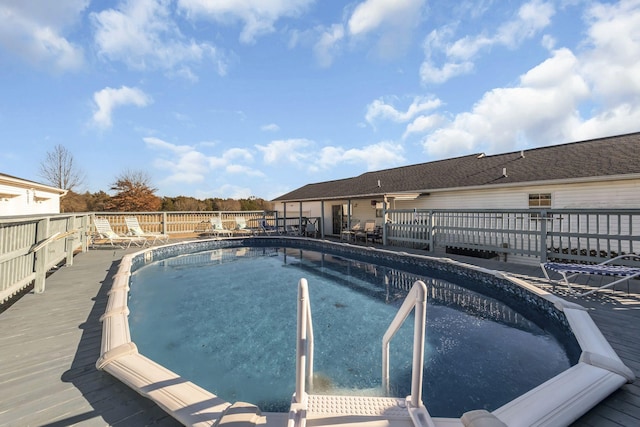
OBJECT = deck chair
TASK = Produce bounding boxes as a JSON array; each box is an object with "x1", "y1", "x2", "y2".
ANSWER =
[
  {"x1": 207, "y1": 217, "x2": 233, "y2": 238},
  {"x1": 355, "y1": 220, "x2": 376, "y2": 242},
  {"x1": 541, "y1": 254, "x2": 640, "y2": 296},
  {"x1": 125, "y1": 216, "x2": 169, "y2": 245},
  {"x1": 341, "y1": 221, "x2": 361, "y2": 242},
  {"x1": 259, "y1": 219, "x2": 279, "y2": 235},
  {"x1": 304, "y1": 221, "x2": 317, "y2": 238},
  {"x1": 93, "y1": 218, "x2": 146, "y2": 249},
  {"x1": 234, "y1": 217, "x2": 255, "y2": 235}
]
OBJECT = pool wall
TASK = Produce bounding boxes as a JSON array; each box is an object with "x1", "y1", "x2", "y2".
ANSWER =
[{"x1": 97, "y1": 237, "x2": 635, "y2": 427}]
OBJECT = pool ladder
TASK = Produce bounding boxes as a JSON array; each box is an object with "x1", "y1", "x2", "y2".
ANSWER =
[{"x1": 288, "y1": 278, "x2": 435, "y2": 427}]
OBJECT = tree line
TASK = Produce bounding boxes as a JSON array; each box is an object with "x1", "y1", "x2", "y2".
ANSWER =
[{"x1": 40, "y1": 145, "x2": 274, "y2": 213}]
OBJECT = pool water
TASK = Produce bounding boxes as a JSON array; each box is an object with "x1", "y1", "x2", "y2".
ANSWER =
[{"x1": 128, "y1": 247, "x2": 571, "y2": 417}]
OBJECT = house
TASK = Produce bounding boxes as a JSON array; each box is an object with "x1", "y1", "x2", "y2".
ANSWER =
[
  {"x1": 0, "y1": 173, "x2": 67, "y2": 216},
  {"x1": 273, "y1": 132, "x2": 640, "y2": 237}
]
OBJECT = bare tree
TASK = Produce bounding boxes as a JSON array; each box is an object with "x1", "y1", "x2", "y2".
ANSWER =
[{"x1": 39, "y1": 144, "x2": 85, "y2": 191}]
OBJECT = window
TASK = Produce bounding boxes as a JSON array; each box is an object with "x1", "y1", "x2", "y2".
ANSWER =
[
  {"x1": 528, "y1": 193, "x2": 551, "y2": 208},
  {"x1": 529, "y1": 193, "x2": 551, "y2": 219}
]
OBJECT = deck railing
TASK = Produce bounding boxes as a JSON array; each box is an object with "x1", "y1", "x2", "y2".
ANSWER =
[
  {"x1": 386, "y1": 209, "x2": 640, "y2": 264},
  {"x1": 0, "y1": 214, "x2": 90, "y2": 303},
  {"x1": 0, "y1": 210, "x2": 275, "y2": 303},
  {"x1": 3, "y1": 208, "x2": 639, "y2": 304}
]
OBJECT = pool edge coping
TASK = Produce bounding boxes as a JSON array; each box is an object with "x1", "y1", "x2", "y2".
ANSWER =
[{"x1": 95, "y1": 237, "x2": 635, "y2": 427}]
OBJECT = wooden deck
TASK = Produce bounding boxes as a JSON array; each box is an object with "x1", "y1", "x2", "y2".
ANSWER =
[{"x1": 0, "y1": 246, "x2": 638, "y2": 426}]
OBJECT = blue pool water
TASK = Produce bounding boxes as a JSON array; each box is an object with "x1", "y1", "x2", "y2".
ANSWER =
[{"x1": 128, "y1": 246, "x2": 572, "y2": 417}]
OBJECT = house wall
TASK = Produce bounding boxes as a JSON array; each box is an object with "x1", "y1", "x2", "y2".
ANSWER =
[
  {"x1": 393, "y1": 179, "x2": 640, "y2": 210},
  {"x1": 0, "y1": 183, "x2": 62, "y2": 216}
]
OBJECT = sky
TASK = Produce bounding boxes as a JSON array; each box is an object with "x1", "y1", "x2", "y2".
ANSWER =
[{"x1": 1, "y1": 0, "x2": 639, "y2": 200}]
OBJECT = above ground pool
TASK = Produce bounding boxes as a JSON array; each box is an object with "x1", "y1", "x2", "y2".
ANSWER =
[{"x1": 127, "y1": 242, "x2": 579, "y2": 417}]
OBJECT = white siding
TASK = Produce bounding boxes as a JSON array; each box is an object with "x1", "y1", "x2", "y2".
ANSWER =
[
  {"x1": 0, "y1": 182, "x2": 62, "y2": 216},
  {"x1": 392, "y1": 178, "x2": 640, "y2": 210}
]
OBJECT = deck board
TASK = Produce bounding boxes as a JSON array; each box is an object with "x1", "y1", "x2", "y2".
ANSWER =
[{"x1": 1, "y1": 246, "x2": 639, "y2": 426}]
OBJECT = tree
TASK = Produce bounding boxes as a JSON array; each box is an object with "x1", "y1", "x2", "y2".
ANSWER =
[
  {"x1": 39, "y1": 144, "x2": 85, "y2": 191},
  {"x1": 107, "y1": 170, "x2": 161, "y2": 212},
  {"x1": 59, "y1": 190, "x2": 88, "y2": 212},
  {"x1": 85, "y1": 190, "x2": 111, "y2": 212}
]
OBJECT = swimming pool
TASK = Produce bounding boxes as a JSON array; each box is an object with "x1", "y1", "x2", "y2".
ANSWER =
[
  {"x1": 97, "y1": 237, "x2": 634, "y2": 427},
  {"x1": 128, "y1": 246, "x2": 574, "y2": 417}
]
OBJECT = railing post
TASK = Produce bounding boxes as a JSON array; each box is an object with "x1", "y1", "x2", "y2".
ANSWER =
[
  {"x1": 540, "y1": 210, "x2": 548, "y2": 263},
  {"x1": 427, "y1": 210, "x2": 434, "y2": 252},
  {"x1": 382, "y1": 201, "x2": 388, "y2": 246},
  {"x1": 34, "y1": 217, "x2": 50, "y2": 294},
  {"x1": 65, "y1": 216, "x2": 74, "y2": 266},
  {"x1": 162, "y1": 211, "x2": 168, "y2": 236},
  {"x1": 81, "y1": 214, "x2": 89, "y2": 252}
]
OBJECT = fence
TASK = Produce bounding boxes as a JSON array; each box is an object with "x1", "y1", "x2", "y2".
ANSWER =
[
  {"x1": 0, "y1": 214, "x2": 90, "y2": 303},
  {"x1": 386, "y1": 209, "x2": 640, "y2": 264},
  {"x1": 3, "y1": 208, "x2": 639, "y2": 304}
]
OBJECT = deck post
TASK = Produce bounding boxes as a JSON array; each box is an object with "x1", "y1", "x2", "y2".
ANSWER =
[
  {"x1": 65, "y1": 216, "x2": 74, "y2": 266},
  {"x1": 540, "y1": 210, "x2": 548, "y2": 263},
  {"x1": 34, "y1": 217, "x2": 50, "y2": 294}
]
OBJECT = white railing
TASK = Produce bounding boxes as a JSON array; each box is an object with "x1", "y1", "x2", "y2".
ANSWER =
[
  {"x1": 289, "y1": 278, "x2": 314, "y2": 427},
  {"x1": 0, "y1": 214, "x2": 90, "y2": 303},
  {"x1": 382, "y1": 280, "x2": 435, "y2": 427}
]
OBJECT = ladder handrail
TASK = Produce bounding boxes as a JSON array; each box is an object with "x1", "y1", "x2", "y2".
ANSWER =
[
  {"x1": 294, "y1": 278, "x2": 314, "y2": 402},
  {"x1": 382, "y1": 280, "x2": 428, "y2": 409}
]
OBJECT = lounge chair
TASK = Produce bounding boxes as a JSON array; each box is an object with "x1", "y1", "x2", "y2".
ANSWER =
[
  {"x1": 93, "y1": 218, "x2": 146, "y2": 249},
  {"x1": 260, "y1": 219, "x2": 279, "y2": 235},
  {"x1": 125, "y1": 216, "x2": 169, "y2": 245},
  {"x1": 234, "y1": 216, "x2": 255, "y2": 235},
  {"x1": 541, "y1": 254, "x2": 640, "y2": 296},
  {"x1": 341, "y1": 221, "x2": 361, "y2": 242},
  {"x1": 355, "y1": 220, "x2": 376, "y2": 242},
  {"x1": 206, "y1": 217, "x2": 233, "y2": 238}
]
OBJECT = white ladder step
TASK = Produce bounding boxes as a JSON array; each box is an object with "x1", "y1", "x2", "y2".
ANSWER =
[{"x1": 307, "y1": 394, "x2": 411, "y2": 419}]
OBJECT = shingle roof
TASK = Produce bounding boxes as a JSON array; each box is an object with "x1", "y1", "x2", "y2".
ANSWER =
[{"x1": 273, "y1": 132, "x2": 640, "y2": 202}]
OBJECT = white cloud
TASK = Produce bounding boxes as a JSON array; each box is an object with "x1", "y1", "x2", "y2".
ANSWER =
[
  {"x1": 403, "y1": 114, "x2": 445, "y2": 139},
  {"x1": 145, "y1": 137, "x2": 260, "y2": 185},
  {"x1": 421, "y1": 48, "x2": 590, "y2": 157},
  {"x1": 256, "y1": 139, "x2": 312, "y2": 164},
  {"x1": 347, "y1": 0, "x2": 425, "y2": 59},
  {"x1": 92, "y1": 86, "x2": 152, "y2": 129},
  {"x1": 420, "y1": 0, "x2": 555, "y2": 84},
  {"x1": 256, "y1": 138, "x2": 405, "y2": 172},
  {"x1": 419, "y1": 0, "x2": 640, "y2": 157},
  {"x1": 91, "y1": 0, "x2": 224, "y2": 76},
  {"x1": 349, "y1": 0, "x2": 424, "y2": 36},
  {"x1": 177, "y1": 0, "x2": 314, "y2": 44},
  {"x1": 580, "y1": 0, "x2": 640, "y2": 107},
  {"x1": 365, "y1": 96, "x2": 442, "y2": 125},
  {"x1": 0, "y1": 1, "x2": 86, "y2": 71},
  {"x1": 261, "y1": 123, "x2": 280, "y2": 132},
  {"x1": 317, "y1": 141, "x2": 405, "y2": 171},
  {"x1": 314, "y1": 24, "x2": 345, "y2": 68}
]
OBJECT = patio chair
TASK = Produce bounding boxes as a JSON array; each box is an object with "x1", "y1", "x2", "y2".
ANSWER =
[
  {"x1": 355, "y1": 220, "x2": 376, "y2": 242},
  {"x1": 541, "y1": 254, "x2": 640, "y2": 296},
  {"x1": 304, "y1": 221, "x2": 317, "y2": 238},
  {"x1": 340, "y1": 221, "x2": 361, "y2": 242},
  {"x1": 260, "y1": 218, "x2": 279, "y2": 235},
  {"x1": 93, "y1": 218, "x2": 146, "y2": 249},
  {"x1": 206, "y1": 217, "x2": 233, "y2": 238},
  {"x1": 234, "y1": 216, "x2": 255, "y2": 236},
  {"x1": 125, "y1": 216, "x2": 169, "y2": 245}
]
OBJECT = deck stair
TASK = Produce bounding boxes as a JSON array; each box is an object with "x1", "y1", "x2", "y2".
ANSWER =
[{"x1": 288, "y1": 279, "x2": 436, "y2": 427}]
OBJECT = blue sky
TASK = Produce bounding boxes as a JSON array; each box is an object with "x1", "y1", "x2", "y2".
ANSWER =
[{"x1": 1, "y1": 0, "x2": 639, "y2": 200}]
